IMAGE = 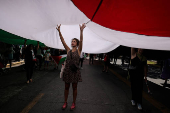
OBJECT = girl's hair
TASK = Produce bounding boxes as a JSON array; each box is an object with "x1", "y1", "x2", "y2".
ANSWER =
[{"x1": 72, "y1": 38, "x2": 79, "y2": 47}]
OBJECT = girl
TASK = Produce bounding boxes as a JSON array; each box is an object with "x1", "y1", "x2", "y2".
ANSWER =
[{"x1": 56, "y1": 23, "x2": 86, "y2": 111}]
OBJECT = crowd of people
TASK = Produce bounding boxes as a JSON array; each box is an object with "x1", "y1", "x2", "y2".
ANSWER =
[
  {"x1": 0, "y1": 43, "x2": 21, "y2": 70},
  {"x1": 23, "y1": 41, "x2": 69, "y2": 83},
  {"x1": 0, "y1": 40, "x2": 67, "y2": 81}
]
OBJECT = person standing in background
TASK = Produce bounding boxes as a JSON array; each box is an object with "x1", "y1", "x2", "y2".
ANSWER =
[
  {"x1": 44, "y1": 49, "x2": 51, "y2": 70},
  {"x1": 110, "y1": 52, "x2": 114, "y2": 63},
  {"x1": 36, "y1": 41, "x2": 42, "y2": 70},
  {"x1": 7, "y1": 44, "x2": 14, "y2": 70},
  {"x1": 79, "y1": 52, "x2": 84, "y2": 69},
  {"x1": 22, "y1": 40, "x2": 27, "y2": 59},
  {"x1": 130, "y1": 48, "x2": 148, "y2": 110},
  {"x1": 103, "y1": 53, "x2": 110, "y2": 73},
  {"x1": 25, "y1": 44, "x2": 36, "y2": 84},
  {"x1": 22, "y1": 40, "x2": 27, "y2": 70},
  {"x1": 113, "y1": 53, "x2": 118, "y2": 65},
  {"x1": 99, "y1": 53, "x2": 103, "y2": 61},
  {"x1": 53, "y1": 49, "x2": 59, "y2": 70},
  {"x1": 161, "y1": 59, "x2": 170, "y2": 88},
  {"x1": 89, "y1": 54, "x2": 94, "y2": 64},
  {"x1": 15, "y1": 45, "x2": 20, "y2": 61}
]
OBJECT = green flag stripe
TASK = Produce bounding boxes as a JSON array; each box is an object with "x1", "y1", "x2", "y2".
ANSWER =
[
  {"x1": 0, "y1": 29, "x2": 45, "y2": 46},
  {"x1": 59, "y1": 57, "x2": 67, "y2": 65}
]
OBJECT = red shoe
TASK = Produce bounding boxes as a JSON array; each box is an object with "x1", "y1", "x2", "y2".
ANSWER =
[
  {"x1": 62, "y1": 102, "x2": 67, "y2": 110},
  {"x1": 70, "y1": 103, "x2": 76, "y2": 111}
]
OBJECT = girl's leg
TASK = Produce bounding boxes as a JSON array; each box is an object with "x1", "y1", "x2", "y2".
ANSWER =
[
  {"x1": 72, "y1": 83, "x2": 78, "y2": 104},
  {"x1": 64, "y1": 82, "x2": 70, "y2": 103},
  {"x1": 62, "y1": 82, "x2": 70, "y2": 109}
]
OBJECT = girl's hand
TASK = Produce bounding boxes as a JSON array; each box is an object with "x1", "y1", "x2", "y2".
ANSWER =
[
  {"x1": 56, "y1": 24, "x2": 61, "y2": 31},
  {"x1": 79, "y1": 23, "x2": 86, "y2": 31}
]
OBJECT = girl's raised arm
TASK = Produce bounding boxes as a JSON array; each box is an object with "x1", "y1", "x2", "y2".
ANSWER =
[
  {"x1": 56, "y1": 24, "x2": 70, "y2": 53},
  {"x1": 78, "y1": 23, "x2": 86, "y2": 56}
]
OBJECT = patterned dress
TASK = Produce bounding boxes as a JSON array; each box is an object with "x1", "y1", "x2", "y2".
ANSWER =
[{"x1": 63, "y1": 50, "x2": 82, "y2": 83}]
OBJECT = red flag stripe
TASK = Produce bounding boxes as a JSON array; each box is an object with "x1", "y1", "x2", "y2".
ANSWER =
[
  {"x1": 72, "y1": 0, "x2": 170, "y2": 37},
  {"x1": 51, "y1": 56, "x2": 62, "y2": 65}
]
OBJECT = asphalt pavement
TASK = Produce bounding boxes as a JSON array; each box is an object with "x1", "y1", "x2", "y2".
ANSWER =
[{"x1": 0, "y1": 59, "x2": 168, "y2": 113}]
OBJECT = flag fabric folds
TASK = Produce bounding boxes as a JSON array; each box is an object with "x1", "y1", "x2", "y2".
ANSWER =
[{"x1": 0, "y1": 0, "x2": 170, "y2": 52}]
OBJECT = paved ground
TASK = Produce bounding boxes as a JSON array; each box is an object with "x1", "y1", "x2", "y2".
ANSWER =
[{"x1": 0, "y1": 59, "x2": 169, "y2": 113}]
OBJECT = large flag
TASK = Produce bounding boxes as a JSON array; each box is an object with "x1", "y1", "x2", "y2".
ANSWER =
[{"x1": 0, "y1": 0, "x2": 170, "y2": 51}]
